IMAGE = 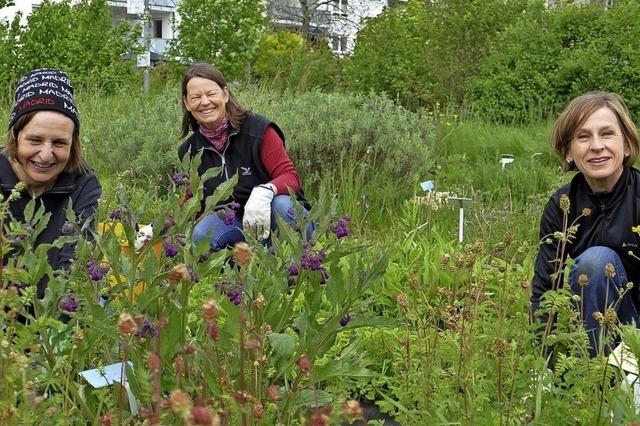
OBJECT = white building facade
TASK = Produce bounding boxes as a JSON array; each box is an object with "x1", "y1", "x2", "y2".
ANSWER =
[{"x1": 0, "y1": 0, "x2": 404, "y2": 57}]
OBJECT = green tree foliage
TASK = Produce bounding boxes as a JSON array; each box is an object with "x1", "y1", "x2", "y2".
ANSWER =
[
  {"x1": 470, "y1": 0, "x2": 640, "y2": 122},
  {"x1": 253, "y1": 31, "x2": 341, "y2": 91},
  {"x1": 346, "y1": 0, "x2": 529, "y2": 109},
  {"x1": 0, "y1": 0, "x2": 141, "y2": 92},
  {"x1": 168, "y1": 0, "x2": 267, "y2": 81}
]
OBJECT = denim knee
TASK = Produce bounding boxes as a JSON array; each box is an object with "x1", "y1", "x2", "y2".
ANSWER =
[{"x1": 570, "y1": 246, "x2": 627, "y2": 291}]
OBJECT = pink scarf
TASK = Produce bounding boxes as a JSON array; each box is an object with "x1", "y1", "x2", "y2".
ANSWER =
[{"x1": 199, "y1": 116, "x2": 229, "y2": 152}]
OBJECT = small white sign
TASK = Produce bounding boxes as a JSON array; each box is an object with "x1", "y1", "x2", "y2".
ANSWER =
[
  {"x1": 127, "y1": 0, "x2": 145, "y2": 15},
  {"x1": 80, "y1": 361, "x2": 139, "y2": 415},
  {"x1": 137, "y1": 52, "x2": 151, "y2": 68},
  {"x1": 420, "y1": 180, "x2": 435, "y2": 192},
  {"x1": 500, "y1": 154, "x2": 515, "y2": 171}
]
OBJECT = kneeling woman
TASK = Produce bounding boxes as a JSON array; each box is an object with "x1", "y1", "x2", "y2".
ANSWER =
[
  {"x1": 178, "y1": 62, "x2": 312, "y2": 250},
  {"x1": 531, "y1": 92, "x2": 640, "y2": 356},
  {"x1": 1, "y1": 68, "x2": 102, "y2": 298}
]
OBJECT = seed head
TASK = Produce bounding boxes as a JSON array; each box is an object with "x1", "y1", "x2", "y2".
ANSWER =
[
  {"x1": 190, "y1": 406, "x2": 218, "y2": 426},
  {"x1": 202, "y1": 299, "x2": 220, "y2": 320},
  {"x1": 252, "y1": 401, "x2": 265, "y2": 420},
  {"x1": 148, "y1": 353, "x2": 161, "y2": 372},
  {"x1": 396, "y1": 293, "x2": 409, "y2": 310},
  {"x1": 252, "y1": 294, "x2": 267, "y2": 309},
  {"x1": 559, "y1": 194, "x2": 570, "y2": 213},
  {"x1": 73, "y1": 329, "x2": 84, "y2": 345},
  {"x1": 266, "y1": 385, "x2": 280, "y2": 402},
  {"x1": 341, "y1": 400, "x2": 363, "y2": 422},
  {"x1": 169, "y1": 389, "x2": 192, "y2": 416},
  {"x1": 582, "y1": 208, "x2": 591, "y2": 217},
  {"x1": 578, "y1": 274, "x2": 589, "y2": 287},
  {"x1": 169, "y1": 264, "x2": 192, "y2": 283},
  {"x1": 297, "y1": 356, "x2": 312, "y2": 376},
  {"x1": 117, "y1": 312, "x2": 137, "y2": 336},
  {"x1": 605, "y1": 263, "x2": 616, "y2": 278},
  {"x1": 233, "y1": 242, "x2": 253, "y2": 267},
  {"x1": 174, "y1": 355, "x2": 186, "y2": 376}
]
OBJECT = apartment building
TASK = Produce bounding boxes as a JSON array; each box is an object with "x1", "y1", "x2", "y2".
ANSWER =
[{"x1": 0, "y1": 0, "x2": 403, "y2": 58}]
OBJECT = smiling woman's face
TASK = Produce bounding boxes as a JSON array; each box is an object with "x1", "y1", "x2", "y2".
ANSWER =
[
  {"x1": 567, "y1": 106, "x2": 629, "y2": 193},
  {"x1": 13, "y1": 110, "x2": 74, "y2": 194},
  {"x1": 183, "y1": 77, "x2": 229, "y2": 130}
]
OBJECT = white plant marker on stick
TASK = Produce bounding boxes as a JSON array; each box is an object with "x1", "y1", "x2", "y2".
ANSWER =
[
  {"x1": 500, "y1": 154, "x2": 515, "y2": 171},
  {"x1": 449, "y1": 197, "x2": 473, "y2": 243}
]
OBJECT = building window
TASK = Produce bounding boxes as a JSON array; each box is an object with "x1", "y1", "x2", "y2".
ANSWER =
[
  {"x1": 332, "y1": 0, "x2": 348, "y2": 15},
  {"x1": 154, "y1": 20, "x2": 163, "y2": 38},
  {"x1": 331, "y1": 35, "x2": 348, "y2": 53}
]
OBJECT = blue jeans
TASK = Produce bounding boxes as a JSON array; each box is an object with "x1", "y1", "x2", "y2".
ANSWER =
[
  {"x1": 569, "y1": 246, "x2": 639, "y2": 357},
  {"x1": 192, "y1": 195, "x2": 313, "y2": 251}
]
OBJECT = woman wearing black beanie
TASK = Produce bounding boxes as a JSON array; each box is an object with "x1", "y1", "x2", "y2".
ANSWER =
[{"x1": 1, "y1": 68, "x2": 102, "y2": 298}]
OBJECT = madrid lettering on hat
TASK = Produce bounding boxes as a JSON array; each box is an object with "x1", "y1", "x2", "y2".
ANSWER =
[{"x1": 8, "y1": 68, "x2": 79, "y2": 130}]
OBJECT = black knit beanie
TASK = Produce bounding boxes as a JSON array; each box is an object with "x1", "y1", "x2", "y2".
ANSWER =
[{"x1": 8, "y1": 68, "x2": 79, "y2": 130}]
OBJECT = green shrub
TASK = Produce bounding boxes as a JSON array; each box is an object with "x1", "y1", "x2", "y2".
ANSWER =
[{"x1": 253, "y1": 31, "x2": 342, "y2": 91}]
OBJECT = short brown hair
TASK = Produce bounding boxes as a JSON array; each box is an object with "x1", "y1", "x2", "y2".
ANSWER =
[
  {"x1": 4, "y1": 111, "x2": 86, "y2": 173},
  {"x1": 550, "y1": 92, "x2": 639, "y2": 171},
  {"x1": 179, "y1": 62, "x2": 248, "y2": 139}
]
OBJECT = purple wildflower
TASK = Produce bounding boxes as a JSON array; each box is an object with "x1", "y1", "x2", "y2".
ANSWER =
[
  {"x1": 59, "y1": 293, "x2": 79, "y2": 313},
  {"x1": 300, "y1": 250, "x2": 326, "y2": 271},
  {"x1": 176, "y1": 233, "x2": 186, "y2": 247},
  {"x1": 340, "y1": 314, "x2": 352, "y2": 327},
  {"x1": 226, "y1": 290, "x2": 242, "y2": 305},
  {"x1": 87, "y1": 260, "x2": 110, "y2": 281},
  {"x1": 171, "y1": 173, "x2": 189, "y2": 187},
  {"x1": 330, "y1": 215, "x2": 352, "y2": 239},
  {"x1": 320, "y1": 268, "x2": 329, "y2": 285},
  {"x1": 108, "y1": 209, "x2": 124, "y2": 220},
  {"x1": 134, "y1": 318, "x2": 159, "y2": 339},
  {"x1": 61, "y1": 221, "x2": 75, "y2": 234},
  {"x1": 164, "y1": 241, "x2": 179, "y2": 258},
  {"x1": 217, "y1": 208, "x2": 236, "y2": 226},
  {"x1": 287, "y1": 263, "x2": 299, "y2": 277}
]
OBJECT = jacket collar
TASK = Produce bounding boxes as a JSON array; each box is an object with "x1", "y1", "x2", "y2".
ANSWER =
[{"x1": 0, "y1": 152, "x2": 76, "y2": 195}]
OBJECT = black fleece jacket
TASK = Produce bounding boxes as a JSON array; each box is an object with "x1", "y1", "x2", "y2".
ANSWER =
[{"x1": 531, "y1": 167, "x2": 640, "y2": 315}]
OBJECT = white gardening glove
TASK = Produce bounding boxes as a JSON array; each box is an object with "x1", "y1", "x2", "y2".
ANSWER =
[{"x1": 243, "y1": 185, "x2": 275, "y2": 240}]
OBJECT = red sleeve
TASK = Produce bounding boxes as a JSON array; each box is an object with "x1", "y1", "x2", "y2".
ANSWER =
[{"x1": 260, "y1": 126, "x2": 301, "y2": 194}]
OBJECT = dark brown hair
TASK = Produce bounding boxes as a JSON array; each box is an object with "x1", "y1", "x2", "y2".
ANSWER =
[
  {"x1": 4, "y1": 111, "x2": 86, "y2": 173},
  {"x1": 551, "y1": 91, "x2": 639, "y2": 171},
  {"x1": 179, "y1": 62, "x2": 248, "y2": 138}
]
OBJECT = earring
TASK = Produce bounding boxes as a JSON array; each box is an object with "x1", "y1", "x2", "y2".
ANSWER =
[
  {"x1": 625, "y1": 153, "x2": 630, "y2": 158},
  {"x1": 566, "y1": 158, "x2": 573, "y2": 164}
]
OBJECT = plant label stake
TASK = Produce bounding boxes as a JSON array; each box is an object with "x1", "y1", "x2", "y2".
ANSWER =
[
  {"x1": 79, "y1": 361, "x2": 139, "y2": 415},
  {"x1": 420, "y1": 180, "x2": 435, "y2": 192},
  {"x1": 449, "y1": 197, "x2": 473, "y2": 243},
  {"x1": 500, "y1": 154, "x2": 515, "y2": 171}
]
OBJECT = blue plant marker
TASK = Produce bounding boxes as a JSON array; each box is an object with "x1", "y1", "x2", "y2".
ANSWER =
[{"x1": 420, "y1": 180, "x2": 435, "y2": 192}]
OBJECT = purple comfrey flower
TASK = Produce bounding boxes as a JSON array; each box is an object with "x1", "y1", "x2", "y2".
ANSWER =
[
  {"x1": 330, "y1": 215, "x2": 352, "y2": 239},
  {"x1": 164, "y1": 241, "x2": 179, "y2": 258},
  {"x1": 287, "y1": 263, "x2": 299, "y2": 277},
  {"x1": 217, "y1": 207, "x2": 236, "y2": 226},
  {"x1": 59, "y1": 293, "x2": 79, "y2": 313},
  {"x1": 108, "y1": 208, "x2": 126, "y2": 221},
  {"x1": 87, "y1": 260, "x2": 110, "y2": 281},
  {"x1": 176, "y1": 233, "x2": 186, "y2": 247},
  {"x1": 226, "y1": 290, "x2": 242, "y2": 305},
  {"x1": 134, "y1": 318, "x2": 159, "y2": 339},
  {"x1": 230, "y1": 201, "x2": 241, "y2": 210},
  {"x1": 171, "y1": 173, "x2": 189, "y2": 187},
  {"x1": 300, "y1": 250, "x2": 326, "y2": 271},
  {"x1": 61, "y1": 221, "x2": 75, "y2": 234},
  {"x1": 340, "y1": 313, "x2": 352, "y2": 327}
]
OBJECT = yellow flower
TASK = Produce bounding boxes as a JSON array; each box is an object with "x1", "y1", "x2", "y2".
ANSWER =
[{"x1": 632, "y1": 225, "x2": 640, "y2": 234}]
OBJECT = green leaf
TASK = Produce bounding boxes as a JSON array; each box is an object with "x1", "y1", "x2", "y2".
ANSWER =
[
  {"x1": 289, "y1": 389, "x2": 332, "y2": 410},
  {"x1": 267, "y1": 332, "x2": 298, "y2": 373}
]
